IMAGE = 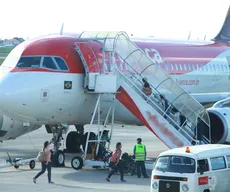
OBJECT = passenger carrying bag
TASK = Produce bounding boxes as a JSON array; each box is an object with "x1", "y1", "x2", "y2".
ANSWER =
[
  {"x1": 143, "y1": 87, "x2": 152, "y2": 96},
  {"x1": 109, "y1": 150, "x2": 118, "y2": 163},
  {"x1": 37, "y1": 150, "x2": 45, "y2": 162}
]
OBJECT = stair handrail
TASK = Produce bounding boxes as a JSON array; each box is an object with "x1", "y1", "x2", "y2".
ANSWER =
[
  {"x1": 112, "y1": 32, "x2": 210, "y2": 129},
  {"x1": 115, "y1": 69, "x2": 196, "y2": 142}
]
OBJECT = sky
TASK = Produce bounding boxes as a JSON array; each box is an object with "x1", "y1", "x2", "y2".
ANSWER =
[{"x1": 0, "y1": 0, "x2": 229, "y2": 40}]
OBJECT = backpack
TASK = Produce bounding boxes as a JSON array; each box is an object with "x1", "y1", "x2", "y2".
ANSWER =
[
  {"x1": 110, "y1": 150, "x2": 118, "y2": 163},
  {"x1": 37, "y1": 150, "x2": 45, "y2": 162}
]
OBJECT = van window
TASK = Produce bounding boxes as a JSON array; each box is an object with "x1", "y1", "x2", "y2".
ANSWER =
[
  {"x1": 197, "y1": 159, "x2": 209, "y2": 172},
  {"x1": 225, "y1": 155, "x2": 230, "y2": 168},
  {"x1": 153, "y1": 156, "x2": 195, "y2": 173},
  {"x1": 210, "y1": 156, "x2": 226, "y2": 170}
]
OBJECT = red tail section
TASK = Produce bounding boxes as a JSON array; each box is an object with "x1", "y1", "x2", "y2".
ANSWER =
[{"x1": 213, "y1": 6, "x2": 230, "y2": 42}]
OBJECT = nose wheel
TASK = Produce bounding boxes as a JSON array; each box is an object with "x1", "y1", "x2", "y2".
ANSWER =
[{"x1": 50, "y1": 124, "x2": 67, "y2": 167}]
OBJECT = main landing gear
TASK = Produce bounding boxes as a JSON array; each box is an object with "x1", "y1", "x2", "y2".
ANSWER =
[{"x1": 46, "y1": 124, "x2": 67, "y2": 167}]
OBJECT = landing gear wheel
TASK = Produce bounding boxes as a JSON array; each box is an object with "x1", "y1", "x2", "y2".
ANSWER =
[
  {"x1": 71, "y1": 156, "x2": 83, "y2": 170},
  {"x1": 52, "y1": 150, "x2": 65, "y2": 167},
  {"x1": 29, "y1": 160, "x2": 36, "y2": 169},
  {"x1": 14, "y1": 165, "x2": 19, "y2": 169}
]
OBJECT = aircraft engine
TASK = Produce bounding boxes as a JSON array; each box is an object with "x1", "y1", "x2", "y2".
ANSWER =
[{"x1": 207, "y1": 107, "x2": 230, "y2": 144}]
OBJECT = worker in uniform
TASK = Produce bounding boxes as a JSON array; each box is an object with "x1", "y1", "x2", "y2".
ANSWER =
[{"x1": 133, "y1": 138, "x2": 149, "y2": 178}]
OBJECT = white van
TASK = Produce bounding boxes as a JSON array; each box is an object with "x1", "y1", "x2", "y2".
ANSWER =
[{"x1": 151, "y1": 144, "x2": 230, "y2": 192}]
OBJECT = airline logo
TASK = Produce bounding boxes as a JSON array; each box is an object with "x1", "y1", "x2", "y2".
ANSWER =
[
  {"x1": 144, "y1": 48, "x2": 164, "y2": 64},
  {"x1": 105, "y1": 48, "x2": 164, "y2": 72},
  {"x1": 176, "y1": 79, "x2": 200, "y2": 86}
]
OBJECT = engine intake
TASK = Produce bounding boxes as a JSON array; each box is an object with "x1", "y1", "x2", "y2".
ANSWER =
[{"x1": 207, "y1": 108, "x2": 230, "y2": 144}]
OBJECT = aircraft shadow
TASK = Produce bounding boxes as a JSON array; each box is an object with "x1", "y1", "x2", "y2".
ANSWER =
[{"x1": 62, "y1": 168, "x2": 151, "y2": 186}]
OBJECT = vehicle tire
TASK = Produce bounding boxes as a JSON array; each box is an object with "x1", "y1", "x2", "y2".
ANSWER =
[
  {"x1": 29, "y1": 160, "x2": 36, "y2": 169},
  {"x1": 65, "y1": 131, "x2": 82, "y2": 153},
  {"x1": 82, "y1": 132, "x2": 96, "y2": 154},
  {"x1": 52, "y1": 150, "x2": 65, "y2": 167},
  {"x1": 14, "y1": 165, "x2": 19, "y2": 169},
  {"x1": 71, "y1": 156, "x2": 83, "y2": 170}
]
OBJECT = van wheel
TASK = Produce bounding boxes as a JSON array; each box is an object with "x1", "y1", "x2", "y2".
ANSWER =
[{"x1": 204, "y1": 190, "x2": 210, "y2": 192}]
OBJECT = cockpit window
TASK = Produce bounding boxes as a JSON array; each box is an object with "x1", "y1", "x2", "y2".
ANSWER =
[
  {"x1": 16, "y1": 56, "x2": 41, "y2": 68},
  {"x1": 15, "y1": 55, "x2": 69, "y2": 71},
  {"x1": 54, "y1": 57, "x2": 68, "y2": 70},
  {"x1": 42, "y1": 57, "x2": 58, "y2": 70},
  {"x1": 153, "y1": 156, "x2": 195, "y2": 173}
]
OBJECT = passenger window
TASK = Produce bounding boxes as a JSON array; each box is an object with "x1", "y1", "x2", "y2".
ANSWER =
[
  {"x1": 226, "y1": 155, "x2": 230, "y2": 167},
  {"x1": 213, "y1": 64, "x2": 216, "y2": 72},
  {"x1": 175, "y1": 64, "x2": 178, "y2": 71},
  {"x1": 197, "y1": 159, "x2": 209, "y2": 172},
  {"x1": 165, "y1": 63, "x2": 169, "y2": 70},
  {"x1": 210, "y1": 156, "x2": 226, "y2": 170},
  {"x1": 184, "y1": 64, "x2": 187, "y2": 71},
  {"x1": 217, "y1": 64, "x2": 220, "y2": 71},
  {"x1": 192, "y1": 64, "x2": 195, "y2": 70},
  {"x1": 221, "y1": 64, "x2": 224, "y2": 72},
  {"x1": 180, "y1": 64, "x2": 182, "y2": 71},
  {"x1": 54, "y1": 57, "x2": 68, "y2": 70},
  {"x1": 42, "y1": 57, "x2": 57, "y2": 70},
  {"x1": 16, "y1": 56, "x2": 41, "y2": 68}
]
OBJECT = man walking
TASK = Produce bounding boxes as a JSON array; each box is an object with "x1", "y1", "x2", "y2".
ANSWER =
[{"x1": 133, "y1": 138, "x2": 149, "y2": 178}]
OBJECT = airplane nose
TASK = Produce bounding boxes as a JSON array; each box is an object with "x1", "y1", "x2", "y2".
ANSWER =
[{"x1": 0, "y1": 73, "x2": 28, "y2": 116}]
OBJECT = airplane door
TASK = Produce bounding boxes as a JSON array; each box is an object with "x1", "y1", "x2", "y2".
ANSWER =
[{"x1": 74, "y1": 42, "x2": 100, "y2": 90}]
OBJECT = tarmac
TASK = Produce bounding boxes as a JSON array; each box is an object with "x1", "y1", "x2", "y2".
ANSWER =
[{"x1": 0, "y1": 124, "x2": 168, "y2": 192}]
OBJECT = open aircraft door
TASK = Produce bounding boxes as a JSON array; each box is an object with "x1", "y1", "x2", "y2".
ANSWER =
[{"x1": 74, "y1": 42, "x2": 100, "y2": 90}]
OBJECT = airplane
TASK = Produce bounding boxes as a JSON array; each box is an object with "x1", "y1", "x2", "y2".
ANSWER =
[{"x1": 0, "y1": 6, "x2": 229, "y2": 167}]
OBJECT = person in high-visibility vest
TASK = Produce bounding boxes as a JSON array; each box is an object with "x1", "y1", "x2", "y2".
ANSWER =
[{"x1": 133, "y1": 138, "x2": 149, "y2": 178}]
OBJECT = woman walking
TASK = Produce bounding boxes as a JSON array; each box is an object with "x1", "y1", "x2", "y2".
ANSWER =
[
  {"x1": 106, "y1": 142, "x2": 126, "y2": 182},
  {"x1": 33, "y1": 141, "x2": 53, "y2": 184}
]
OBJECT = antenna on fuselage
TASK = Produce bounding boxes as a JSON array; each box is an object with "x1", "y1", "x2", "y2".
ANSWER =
[
  {"x1": 204, "y1": 34, "x2": 206, "y2": 40},
  {"x1": 60, "y1": 23, "x2": 64, "y2": 35},
  {"x1": 187, "y1": 30, "x2": 191, "y2": 40}
]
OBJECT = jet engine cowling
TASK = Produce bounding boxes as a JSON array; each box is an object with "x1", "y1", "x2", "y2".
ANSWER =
[{"x1": 207, "y1": 108, "x2": 230, "y2": 144}]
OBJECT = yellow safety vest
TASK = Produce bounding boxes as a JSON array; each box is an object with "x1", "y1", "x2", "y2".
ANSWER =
[{"x1": 135, "y1": 144, "x2": 145, "y2": 161}]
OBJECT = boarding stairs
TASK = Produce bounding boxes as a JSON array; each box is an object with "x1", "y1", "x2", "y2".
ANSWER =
[{"x1": 75, "y1": 31, "x2": 211, "y2": 149}]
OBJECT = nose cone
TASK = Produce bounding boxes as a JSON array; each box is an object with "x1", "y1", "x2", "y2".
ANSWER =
[{"x1": 0, "y1": 72, "x2": 28, "y2": 117}]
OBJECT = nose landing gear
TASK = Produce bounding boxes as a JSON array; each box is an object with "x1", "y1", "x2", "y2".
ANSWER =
[{"x1": 47, "y1": 124, "x2": 68, "y2": 167}]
